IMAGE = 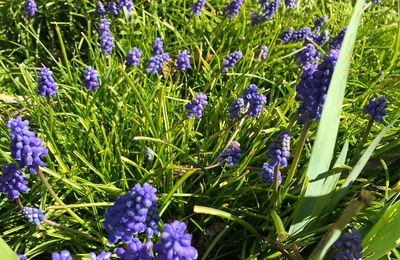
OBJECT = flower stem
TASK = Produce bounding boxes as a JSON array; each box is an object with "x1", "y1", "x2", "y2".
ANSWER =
[
  {"x1": 272, "y1": 164, "x2": 281, "y2": 210},
  {"x1": 43, "y1": 219, "x2": 101, "y2": 243},
  {"x1": 46, "y1": 202, "x2": 114, "y2": 210},
  {"x1": 15, "y1": 197, "x2": 24, "y2": 209},
  {"x1": 358, "y1": 119, "x2": 373, "y2": 151}
]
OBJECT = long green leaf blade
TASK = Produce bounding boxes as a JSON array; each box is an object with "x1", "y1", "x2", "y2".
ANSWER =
[{"x1": 0, "y1": 236, "x2": 18, "y2": 260}]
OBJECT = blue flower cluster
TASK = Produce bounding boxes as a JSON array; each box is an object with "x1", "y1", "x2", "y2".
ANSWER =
[
  {"x1": 217, "y1": 141, "x2": 241, "y2": 168},
  {"x1": 252, "y1": 0, "x2": 281, "y2": 24},
  {"x1": 145, "y1": 147, "x2": 154, "y2": 161},
  {"x1": 229, "y1": 84, "x2": 266, "y2": 120},
  {"x1": 176, "y1": 50, "x2": 191, "y2": 71},
  {"x1": 118, "y1": 0, "x2": 133, "y2": 16},
  {"x1": 363, "y1": 95, "x2": 388, "y2": 123},
  {"x1": 17, "y1": 254, "x2": 26, "y2": 260},
  {"x1": 284, "y1": 0, "x2": 296, "y2": 8},
  {"x1": 102, "y1": 183, "x2": 159, "y2": 244},
  {"x1": 222, "y1": 0, "x2": 243, "y2": 20},
  {"x1": 281, "y1": 26, "x2": 329, "y2": 45},
  {"x1": 279, "y1": 27, "x2": 294, "y2": 43},
  {"x1": 258, "y1": 45, "x2": 269, "y2": 61},
  {"x1": 146, "y1": 53, "x2": 170, "y2": 74},
  {"x1": 82, "y1": 66, "x2": 100, "y2": 92},
  {"x1": 291, "y1": 27, "x2": 312, "y2": 42},
  {"x1": 330, "y1": 27, "x2": 347, "y2": 49},
  {"x1": 152, "y1": 37, "x2": 164, "y2": 56},
  {"x1": 228, "y1": 98, "x2": 244, "y2": 120},
  {"x1": 295, "y1": 43, "x2": 319, "y2": 66},
  {"x1": 259, "y1": 131, "x2": 290, "y2": 183},
  {"x1": 89, "y1": 251, "x2": 112, "y2": 260},
  {"x1": 52, "y1": 250, "x2": 72, "y2": 260},
  {"x1": 96, "y1": 1, "x2": 106, "y2": 17},
  {"x1": 0, "y1": 164, "x2": 29, "y2": 200},
  {"x1": 99, "y1": 18, "x2": 114, "y2": 55},
  {"x1": 38, "y1": 67, "x2": 58, "y2": 97},
  {"x1": 115, "y1": 238, "x2": 153, "y2": 259},
  {"x1": 24, "y1": 0, "x2": 37, "y2": 16},
  {"x1": 6, "y1": 117, "x2": 48, "y2": 174},
  {"x1": 331, "y1": 229, "x2": 362, "y2": 260},
  {"x1": 296, "y1": 49, "x2": 339, "y2": 124},
  {"x1": 153, "y1": 221, "x2": 198, "y2": 260},
  {"x1": 314, "y1": 16, "x2": 326, "y2": 31},
  {"x1": 222, "y1": 51, "x2": 242, "y2": 72},
  {"x1": 125, "y1": 47, "x2": 142, "y2": 68},
  {"x1": 107, "y1": 0, "x2": 118, "y2": 16},
  {"x1": 22, "y1": 207, "x2": 45, "y2": 226},
  {"x1": 185, "y1": 93, "x2": 208, "y2": 119},
  {"x1": 191, "y1": 0, "x2": 206, "y2": 16}
]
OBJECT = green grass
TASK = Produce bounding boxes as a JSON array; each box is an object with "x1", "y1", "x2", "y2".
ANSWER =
[{"x1": 1, "y1": 0, "x2": 400, "y2": 259}]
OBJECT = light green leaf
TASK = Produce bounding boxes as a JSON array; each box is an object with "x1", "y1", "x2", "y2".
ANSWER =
[{"x1": 0, "y1": 236, "x2": 18, "y2": 260}]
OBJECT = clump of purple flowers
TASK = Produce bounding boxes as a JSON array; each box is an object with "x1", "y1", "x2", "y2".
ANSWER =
[
  {"x1": 107, "y1": 0, "x2": 118, "y2": 16},
  {"x1": 6, "y1": 117, "x2": 48, "y2": 174},
  {"x1": 82, "y1": 66, "x2": 100, "y2": 92},
  {"x1": 22, "y1": 207, "x2": 45, "y2": 226},
  {"x1": 37, "y1": 67, "x2": 58, "y2": 97},
  {"x1": 330, "y1": 27, "x2": 347, "y2": 49},
  {"x1": 314, "y1": 16, "x2": 326, "y2": 31},
  {"x1": 257, "y1": 46, "x2": 269, "y2": 61},
  {"x1": 125, "y1": 47, "x2": 142, "y2": 68},
  {"x1": 280, "y1": 27, "x2": 294, "y2": 43},
  {"x1": 146, "y1": 53, "x2": 169, "y2": 75},
  {"x1": 24, "y1": 0, "x2": 37, "y2": 16},
  {"x1": 185, "y1": 93, "x2": 208, "y2": 119},
  {"x1": 296, "y1": 49, "x2": 339, "y2": 124},
  {"x1": 191, "y1": 0, "x2": 206, "y2": 15},
  {"x1": 291, "y1": 27, "x2": 312, "y2": 42},
  {"x1": 152, "y1": 37, "x2": 164, "y2": 56},
  {"x1": 222, "y1": 51, "x2": 242, "y2": 72},
  {"x1": 115, "y1": 238, "x2": 152, "y2": 259},
  {"x1": 217, "y1": 141, "x2": 241, "y2": 168},
  {"x1": 331, "y1": 229, "x2": 362, "y2": 260},
  {"x1": 363, "y1": 95, "x2": 388, "y2": 123},
  {"x1": 295, "y1": 43, "x2": 319, "y2": 66},
  {"x1": 89, "y1": 251, "x2": 112, "y2": 260},
  {"x1": 145, "y1": 147, "x2": 154, "y2": 161},
  {"x1": 222, "y1": 0, "x2": 243, "y2": 20},
  {"x1": 176, "y1": 50, "x2": 191, "y2": 71},
  {"x1": 96, "y1": 1, "x2": 106, "y2": 17},
  {"x1": 229, "y1": 84, "x2": 266, "y2": 120},
  {"x1": 284, "y1": 0, "x2": 296, "y2": 8},
  {"x1": 228, "y1": 98, "x2": 244, "y2": 120},
  {"x1": 0, "y1": 164, "x2": 29, "y2": 201},
  {"x1": 99, "y1": 18, "x2": 114, "y2": 55},
  {"x1": 103, "y1": 183, "x2": 159, "y2": 244},
  {"x1": 17, "y1": 254, "x2": 26, "y2": 260},
  {"x1": 118, "y1": 0, "x2": 133, "y2": 16},
  {"x1": 51, "y1": 250, "x2": 72, "y2": 260},
  {"x1": 259, "y1": 162, "x2": 282, "y2": 183},
  {"x1": 153, "y1": 221, "x2": 198, "y2": 260}
]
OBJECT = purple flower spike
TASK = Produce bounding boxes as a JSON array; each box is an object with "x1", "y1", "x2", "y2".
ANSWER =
[
  {"x1": 116, "y1": 238, "x2": 153, "y2": 260},
  {"x1": 22, "y1": 207, "x2": 45, "y2": 226},
  {"x1": 145, "y1": 147, "x2": 154, "y2": 161},
  {"x1": 176, "y1": 50, "x2": 191, "y2": 71},
  {"x1": 217, "y1": 141, "x2": 241, "y2": 168},
  {"x1": 364, "y1": 95, "x2": 388, "y2": 123},
  {"x1": 17, "y1": 254, "x2": 26, "y2": 260},
  {"x1": 24, "y1": 0, "x2": 37, "y2": 16},
  {"x1": 152, "y1": 37, "x2": 164, "y2": 56},
  {"x1": 258, "y1": 46, "x2": 269, "y2": 61},
  {"x1": 89, "y1": 251, "x2": 112, "y2": 260},
  {"x1": 241, "y1": 84, "x2": 266, "y2": 117},
  {"x1": 96, "y1": 1, "x2": 106, "y2": 17},
  {"x1": 107, "y1": 0, "x2": 119, "y2": 16},
  {"x1": 258, "y1": 162, "x2": 282, "y2": 184},
  {"x1": 295, "y1": 43, "x2": 319, "y2": 67},
  {"x1": 6, "y1": 116, "x2": 48, "y2": 174},
  {"x1": 222, "y1": 0, "x2": 243, "y2": 20},
  {"x1": 125, "y1": 47, "x2": 142, "y2": 68},
  {"x1": 331, "y1": 229, "x2": 362, "y2": 260},
  {"x1": 38, "y1": 67, "x2": 58, "y2": 97},
  {"x1": 260, "y1": 0, "x2": 281, "y2": 19},
  {"x1": 314, "y1": 16, "x2": 326, "y2": 31},
  {"x1": 99, "y1": 18, "x2": 114, "y2": 55},
  {"x1": 266, "y1": 130, "x2": 291, "y2": 167},
  {"x1": 280, "y1": 27, "x2": 293, "y2": 43},
  {"x1": 103, "y1": 183, "x2": 159, "y2": 244},
  {"x1": 146, "y1": 53, "x2": 170, "y2": 75},
  {"x1": 118, "y1": 0, "x2": 133, "y2": 16},
  {"x1": 51, "y1": 250, "x2": 72, "y2": 260},
  {"x1": 291, "y1": 27, "x2": 312, "y2": 42},
  {"x1": 191, "y1": 0, "x2": 206, "y2": 15},
  {"x1": 185, "y1": 93, "x2": 208, "y2": 119},
  {"x1": 0, "y1": 164, "x2": 29, "y2": 201},
  {"x1": 82, "y1": 66, "x2": 100, "y2": 92},
  {"x1": 285, "y1": 0, "x2": 296, "y2": 8},
  {"x1": 228, "y1": 98, "x2": 244, "y2": 120},
  {"x1": 222, "y1": 51, "x2": 242, "y2": 72},
  {"x1": 330, "y1": 27, "x2": 347, "y2": 49},
  {"x1": 153, "y1": 221, "x2": 198, "y2": 260}
]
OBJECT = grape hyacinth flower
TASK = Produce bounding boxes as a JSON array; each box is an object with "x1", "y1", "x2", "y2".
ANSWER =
[
  {"x1": 82, "y1": 66, "x2": 100, "y2": 92},
  {"x1": 260, "y1": 0, "x2": 281, "y2": 20},
  {"x1": 310, "y1": 30, "x2": 329, "y2": 45},
  {"x1": 241, "y1": 84, "x2": 267, "y2": 117},
  {"x1": 145, "y1": 147, "x2": 154, "y2": 161},
  {"x1": 102, "y1": 183, "x2": 159, "y2": 244},
  {"x1": 152, "y1": 37, "x2": 164, "y2": 56},
  {"x1": 153, "y1": 220, "x2": 198, "y2": 260},
  {"x1": 266, "y1": 130, "x2": 291, "y2": 167},
  {"x1": 6, "y1": 116, "x2": 48, "y2": 174},
  {"x1": 258, "y1": 162, "x2": 282, "y2": 184},
  {"x1": 191, "y1": 0, "x2": 206, "y2": 15},
  {"x1": 257, "y1": 45, "x2": 269, "y2": 61},
  {"x1": 228, "y1": 97, "x2": 244, "y2": 120},
  {"x1": 314, "y1": 16, "x2": 326, "y2": 31},
  {"x1": 280, "y1": 27, "x2": 293, "y2": 43},
  {"x1": 363, "y1": 95, "x2": 388, "y2": 123},
  {"x1": 89, "y1": 251, "x2": 112, "y2": 260},
  {"x1": 24, "y1": 0, "x2": 37, "y2": 16},
  {"x1": 99, "y1": 18, "x2": 114, "y2": 55},
  {"x1": 330, "y1": 27, "x2": 347, "y2": 49},
  {"x1": 96, "y1": 1, "x2": 106, "y2": 17},
  {"x1": 291, "y1": 27, "x2": 312, "y2": 42},
  {"x1": 295, "y1": 43, "x2": 319, "y2": 66},
  {"x1": 146, "y1": 53, "x2": 170, "y2": 75},
  {"x1": 185, "y1": 93, "x2": 208, "y2": 119},
  {"x1": 175, "y1": 50, "x2": 191, "y2": 71},
  {"x1": 107, "y1": 0, "x2": 118, "y2": 16},
  {"x1": 22, "y1": 207, "x2": 45, "y2": 226},
  {"x1": 0, "y1": 164, "x2": 29, "y2": 200},
  {"x1": 115, "y1": 238, "x2": 152, "y2": 260},
  {"x1": 37, "y1": 67, "x2": 58, "y2": 97},
  {"x1": 52, "y1": 250, "x2": 72, "y2": 260},
  {"x1": 331, "y1": 229, "x2": 362, "y2": 260},
  {"x1": 222, "y1": 0, "x2": 243, "y2": 20},
  {"x1": 146, "y1": 204, "x2": 160, "y2": 237},
  {"x1": 125, "y1": 47, "x2": 142, "y2": 68},
  {"x1": 222, "y1": 51, "x2": 242, "y2": 72},
  {"x1": 217, "y1": 141, "x2": 241, "y2": 168},
  {"x1": 296, "y1": 49, "x2": 339, "y2": 124},
  {"x1": 284, "y1": 0, "x2": 296, "y2": 8},
  {"x1": 117, "y1": 0, "x2": 133, "y2": 15},
  {"x1": 17, "y1": 254, "x2": 26, "y2": 260}
]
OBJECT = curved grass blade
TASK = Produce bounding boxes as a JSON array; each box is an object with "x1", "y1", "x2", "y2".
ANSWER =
[{"x1": 0, "y1": 236, "x2": 18, "y2": 260}]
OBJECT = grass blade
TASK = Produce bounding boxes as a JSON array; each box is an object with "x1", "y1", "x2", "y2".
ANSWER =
[{"x1": 0, "y1": 236, "x2": 18, "y2": 260}]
